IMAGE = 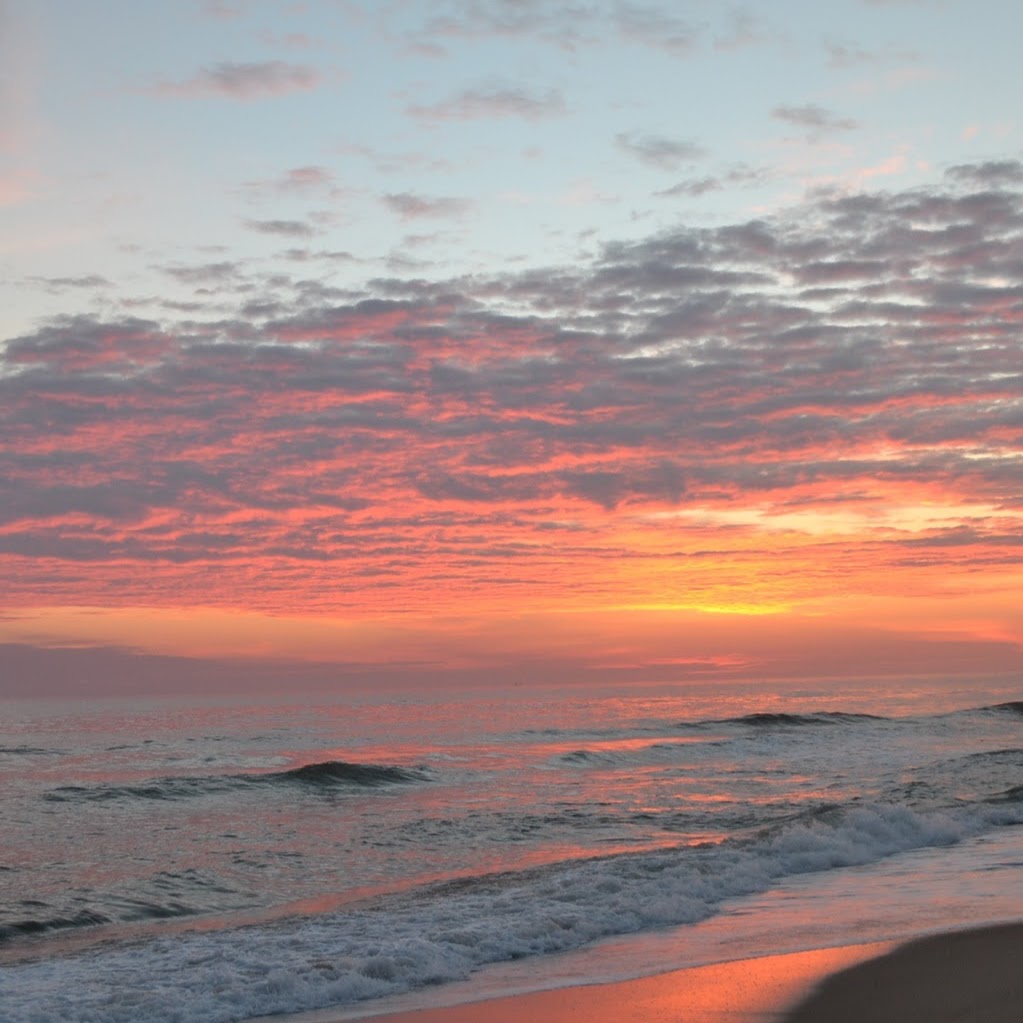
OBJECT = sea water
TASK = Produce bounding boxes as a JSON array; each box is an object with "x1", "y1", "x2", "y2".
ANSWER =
[{"x1": 1, "y1": 676, "x2": 1021, "y2": 1022}]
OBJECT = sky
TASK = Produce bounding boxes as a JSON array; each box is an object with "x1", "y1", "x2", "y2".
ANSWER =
[{"x1": 1, "y1": 0, "x2": 1022, "y2": 696}]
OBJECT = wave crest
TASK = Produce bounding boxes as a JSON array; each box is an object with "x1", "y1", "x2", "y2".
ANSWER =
[{"x1": 43, "y1": 759, "x2": 429, "y2": 803}]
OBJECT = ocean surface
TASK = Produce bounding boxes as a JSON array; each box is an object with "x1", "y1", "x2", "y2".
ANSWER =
[{"x1": 2, "y1": 676, "x2": 1022, "y2": 1022}]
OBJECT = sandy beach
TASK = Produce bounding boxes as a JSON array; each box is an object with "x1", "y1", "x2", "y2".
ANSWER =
[
  {"x1": 781, "y1": 922, "x2": 1023, "y2": 1023},
  {"x1": 267, "y1": 922, "x2": 1022, "y2": 1023}
]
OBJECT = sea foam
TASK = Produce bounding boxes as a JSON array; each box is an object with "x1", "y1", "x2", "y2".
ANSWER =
[{"x1": 2, "y1": 789, "x2": 1021, "y2": 1023}]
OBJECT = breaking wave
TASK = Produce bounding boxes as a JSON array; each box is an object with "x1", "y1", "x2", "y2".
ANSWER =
[{"x1": 4, "y1": 788, "x2": 1022, "y2": 1023}]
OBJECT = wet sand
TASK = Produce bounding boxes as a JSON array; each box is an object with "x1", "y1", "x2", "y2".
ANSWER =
[{"x1": 270, "y1": 940, "x2": 893, "y2": 1023}]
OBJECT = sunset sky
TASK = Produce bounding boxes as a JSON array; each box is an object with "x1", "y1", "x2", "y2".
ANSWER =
[{"x1": 2, "y1": 0, "x2": 1022, "y2": 695}]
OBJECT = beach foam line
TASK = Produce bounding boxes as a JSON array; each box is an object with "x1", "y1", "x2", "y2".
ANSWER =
[
  {"x1": 266, "y1": 922, "x2": 1023, "y2": 1023},
  {"x1": 263, "y1": 940, "x2": 893, "y2": 1023}
]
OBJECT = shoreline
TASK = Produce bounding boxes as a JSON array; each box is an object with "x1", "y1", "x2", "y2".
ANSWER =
[{"x1": 260, "y1": 921, "x2": 1022, "y2": 1023}]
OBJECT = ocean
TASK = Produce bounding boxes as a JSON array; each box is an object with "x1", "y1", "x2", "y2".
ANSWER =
[{"x1": 2, "y1": 676, "x2": 1022, "y2": 1022}]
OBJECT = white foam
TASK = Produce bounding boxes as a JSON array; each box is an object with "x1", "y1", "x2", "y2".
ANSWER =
[{"x1": 2, "y1": 797, "x2": 1021, "y2": 1023}]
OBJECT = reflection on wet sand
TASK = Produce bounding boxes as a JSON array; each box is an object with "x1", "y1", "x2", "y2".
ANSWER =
[{"x1": 278, "y1": 940, "x2": 891, "y2": 1023}]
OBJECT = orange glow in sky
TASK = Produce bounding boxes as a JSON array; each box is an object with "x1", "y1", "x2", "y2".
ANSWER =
[
  {"x1": 3, "y1": 12, "x2": 1023, "y2": 695},
  {"x1": 3, "y1": 251, "x2": 1022, "y2": 692}
]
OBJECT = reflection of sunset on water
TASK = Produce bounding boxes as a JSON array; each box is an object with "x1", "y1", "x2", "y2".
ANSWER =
[
  {"x1": 2, "y1": 2, "x2": 1022, "y2": 1021},
  {"x1": 348, "y1": 942, "x2": 893, "y2": 1023}
]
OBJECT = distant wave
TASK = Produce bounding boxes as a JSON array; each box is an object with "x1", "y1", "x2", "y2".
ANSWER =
[
  {"x1": 560, "y1": 749, "x2": 609, "y2": 764},
  {"x1": 670, "y1": 709, "x2": 888, "y2": 731},
  {"x1": 0, "y1": 746, "x2": 64, "y2": 756},
  {"x1": 732, "y1": 711, "x2": 885, "y2": 727},
  {"x1": 271, "y1": 761, "x2": 427, "y2": 786},
  {"x1": 558, "y1": 740, "x2": 719, "y2": 767},
  {"x1": 675, "y1": 701, "x2": 1023, "y2": 731},
  {"x1": 986, "y1": 701, "x2": 1023, "y2": 716},
  {"x1": 559, "y1": 712, "x2": 1021, "y2": 772},
  {"x1": 43, "y1": 759, "x2": 429, "y2": 803}
]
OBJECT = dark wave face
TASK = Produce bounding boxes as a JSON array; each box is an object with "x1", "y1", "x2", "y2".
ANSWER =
[
  {"x1": 997, "y1": 784, "x2": 1023, "y2": 803},
  {"x1": 665, "y1": 703, "x2": 1023, "y2": 732},
  {"x1": 269, "y1": 761, "x2": 428, "y2": 786},
  {"x1": 0, "y1": 746, "x2": 64, "y2": 756},
  {"x1": 42, "y1": 759, "x2": 429, "y2": 803},
  {"x1": 988, "y1": 701, "x2": 1023, "y2": 717},
  {"x1": 732, "y1": 711, "x2": 884, "y2": 727},
  {"x1": 0, "y1": 909, "x2": 112, "y2": 944},
  {"x1": 0, "y1": 868, "x2": 258, "y2": 946},
  {"x1": 672, "y1": 710, "x2": 887, "y2": 730}
]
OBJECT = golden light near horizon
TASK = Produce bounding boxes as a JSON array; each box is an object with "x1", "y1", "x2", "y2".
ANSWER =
[
  {"x1": 4, "y1": 9, "x2": 1023, "y2": 1023},
  {"x1": 2, "y1": 0, "x2": 1022, "y2": 693}
]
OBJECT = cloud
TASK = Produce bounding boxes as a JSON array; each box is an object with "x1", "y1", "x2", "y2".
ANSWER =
[
  {"x1": 713, "y1": 10, "x2": 773, "y2": 51},
  {"x1": 259, "y1": 31, "x2": 314, "y2": 50},
  {"x1": 825, "y1": 39, "x2": 882, "y2": 68},
  {"x1": 400, "y1": 1, "x2": 708, "y2": 57},
  {"x1": 412, "y1": 0, "x2": 597, "y2": 50},
  {"x1": 281, "y1": 248, "x2": 358, "y2": 264},
  {"x1": 772, "y1": 103, "x2": 859, "y2": 140},
  {"x1": 945, "y1": 159, "x2": 1023, "y2": 188},
  {"x1": 614, "y1": 3, "x2": 699, "y2": 54},
  {"x1": 615, "y1": 132, "x2": 704, "y2": 171},
  {"x1": 408, "y1": 85, "x2": 566, "y2": 122},
  {"x1": 244, "y1": 219, "x2": 318, "y2": 238},
  {"x1": 150, "y1": 61, "x2": 321, "y2": 100},
  {"x1": 2, "y1": 314, "x2": 172, "y2": 373},
  {"x1": 28, "y1": 275, "x2": 112, "y2": 289},
  {"x1": 382, "y1": 192, "x2": 472, "y2": 220},
  {"x1": 656, "y1": 164, "x2": 768, "y2": 198},
  {"x1": 3, "y1": 163, "x2": 1023, "y2": 618},
  {"x1": 245, "y1": 166, "x2": 338, "y2": 194},
  {"x1": 201, "y1": 1, "x2": 245, "y2": 18},
  {"x1": 158, "y1": 261, "x2": 243, "y2": 287}
]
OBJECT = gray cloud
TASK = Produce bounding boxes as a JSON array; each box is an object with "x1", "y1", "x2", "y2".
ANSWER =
[
  {"x1": 772, "y1": 103, "x2": 859, "y2": 139},
  {"x1": 27, "y1": 275, "x2": 112, "y2": 289},
  {"x1": 402, "y1": 0, "x2": 702, "y2": 56},
  {"x1": 825, "y1": 39, "x2": 881, "y2": 68},
  {"x1": 245, "y1": 219, "x2": 318, "y2": 238},
  {"x1": 945, "y1": 159, "x2": 1023, "y2": 188},
  {"x1": 158, "y1": 261, "x2": 243, "y2": 286},
  {"x1": 656, "y1": 164, "x2": 767, "y2": 198},
  {"x1": 382, "y1": 192, "x2": 472, "y2": 220},
  {"x1": 151, "y1": 61, "x2": 321, "y2": 100},
  {"x1": 713, "y1": 10, "x2": 772, "y2": 50},
  {"x1": 614, "y1": 3, "x2": 699, "y2": 53},
  {"x1": 418, "y1": 0, "x2": 595, "y2": 47},
  {"x1": 408, "y1": 85, "x2": 566, "y2": 122},
  {"x1": 615, "y1": 132, "x2": 704, "y2": 170}
]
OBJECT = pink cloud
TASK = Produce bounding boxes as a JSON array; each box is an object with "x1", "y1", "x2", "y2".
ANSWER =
[
  {"x1": 382, "y1": 192, "x2": 472, "y2": 220},
  {"x1": 3, "y1": 163, "x2": 1023, "y2": 636}
]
